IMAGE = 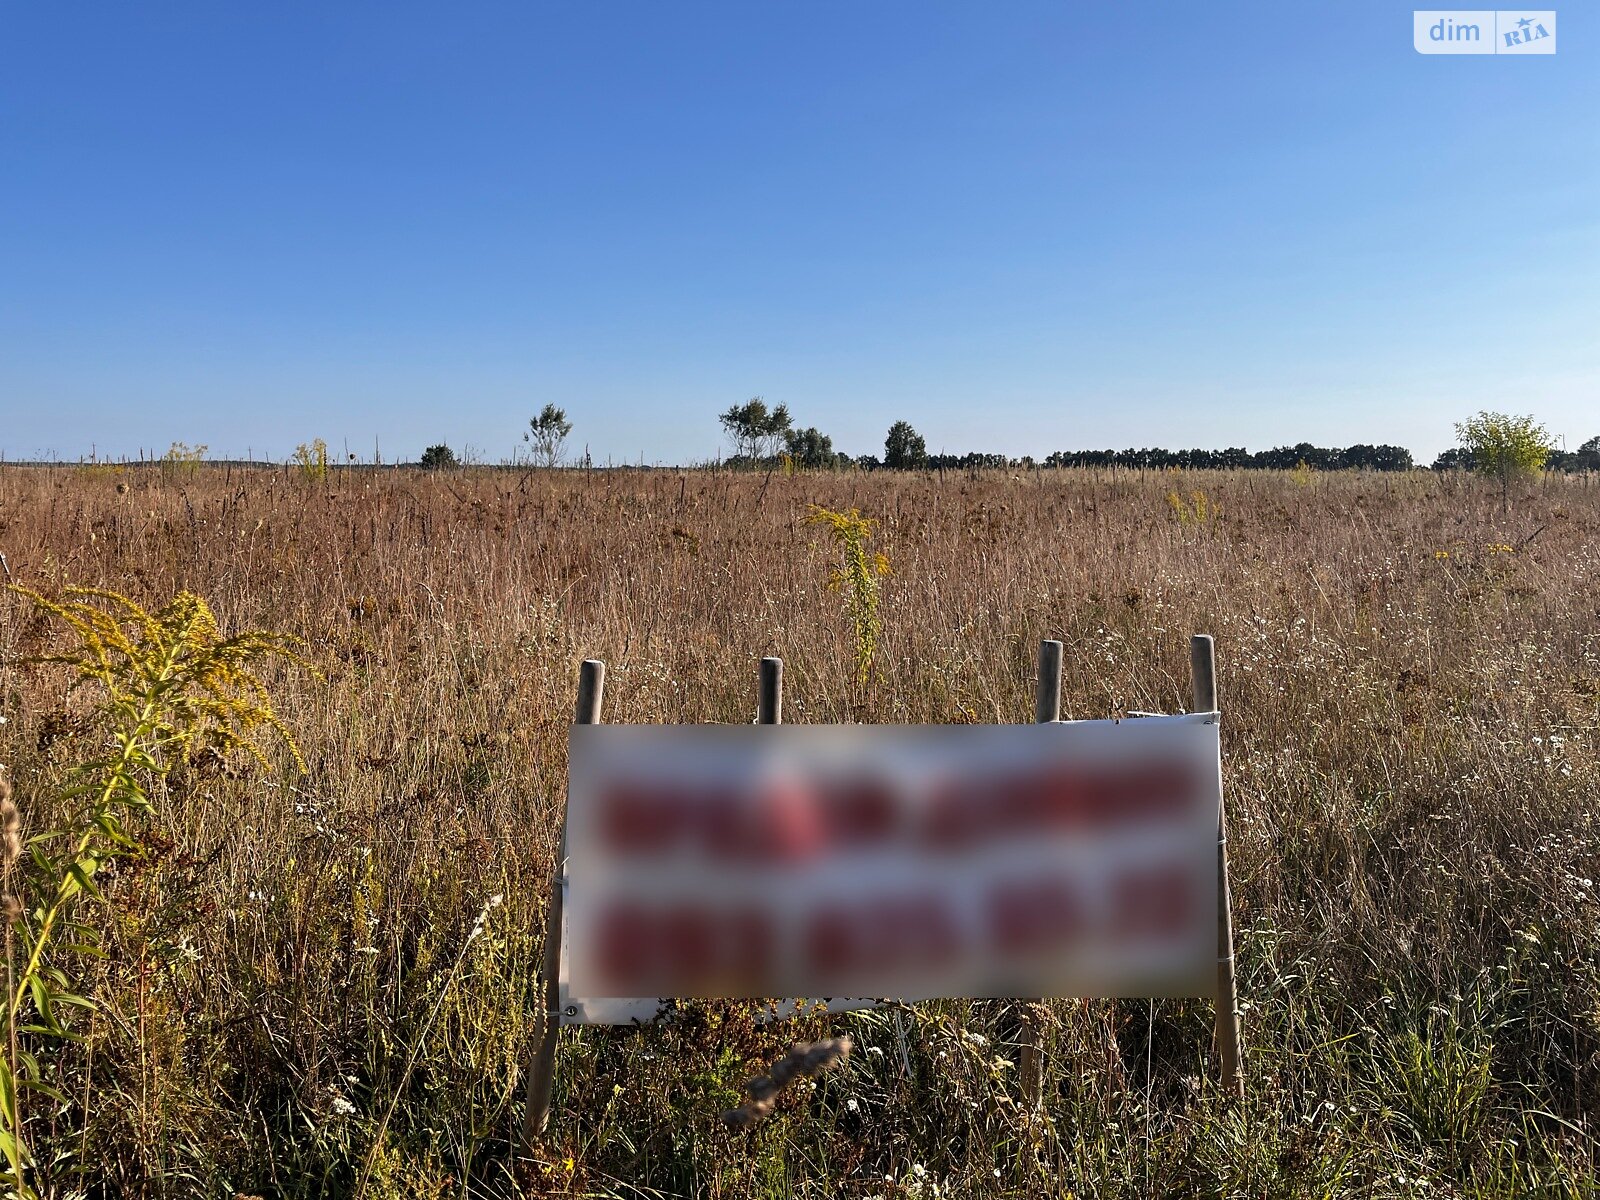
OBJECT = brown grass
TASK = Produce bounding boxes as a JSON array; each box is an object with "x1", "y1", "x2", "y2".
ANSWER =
[{"x1": 0, "y1": 462, "x2": 1597, "y2": 1197}]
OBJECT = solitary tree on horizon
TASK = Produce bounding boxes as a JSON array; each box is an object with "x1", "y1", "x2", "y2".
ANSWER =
[
  {"x1": 884, "y1": 420, "x2": 927, "y2": 470},
  {"x1": 526, "y1": 404, "x2": 573, "y2": 468},
  {"x1": 1454, "y1": 410, "x2": 1554, "y2": 509},
  {"x1": 719, "y1": 398, "x2": 792, "y2": 462},
  {"x1": 419, "y1": 443, "x2": 458, "y2": 470}
]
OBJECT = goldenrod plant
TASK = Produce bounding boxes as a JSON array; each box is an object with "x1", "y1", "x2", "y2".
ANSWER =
[
  {"x1": 805, "y1": 505, "x2": 890, "y2": 687},
  {"x1": 293, "y1": 438, "x2": 330, "y2": 482},
  {"x1": 0, "y1": 586, "x2": 309, "y2": 1195},
  {"x1": 159, "y1": 442, "x2": 206, "y2": 479},
  {"x1": 1165, "y1": 488, "x2": 1212, "y2": 527}
]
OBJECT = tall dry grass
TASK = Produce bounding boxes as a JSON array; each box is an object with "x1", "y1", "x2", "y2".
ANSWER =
[{"x1": 0, "y1": 462, "x2": 1597, "y2": 1197}]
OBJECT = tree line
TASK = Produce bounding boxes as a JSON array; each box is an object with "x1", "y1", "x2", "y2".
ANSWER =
[
  {"x1": 718, "y1": 399, "x2": 1600, "y2": 474},
  {"x1": 417, "y1": 398, "x2": 1598, "y2": 475},
  {"x1": 1038, "y1": 443, "x2": 1415, "y2": 471}
]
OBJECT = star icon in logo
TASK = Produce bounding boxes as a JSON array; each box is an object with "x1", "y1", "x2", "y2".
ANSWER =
[{"x1": 1517, "y1": 16, "x2": 1534, "y2": 29}]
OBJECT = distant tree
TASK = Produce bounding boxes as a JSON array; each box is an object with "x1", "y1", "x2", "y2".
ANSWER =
[
  {"x1": 420, "y1": 444, "x2": 459, "y2": 470},
  {"x1": 1336, "y1": 444, "x2": 1413, "y2": 471},
  {"x1": 1431, "y1": 447, "x2": 1474, "y2": 471},
  {"x1": 1254, "y1": 442, "x2": 1335, "y2": 471},
  {"x1": 1454, "y1": 411, "x2": 1554, "y2": 507},
  {"x1": 720, "y1": 399, "x2": 762, "y2": 460},
  {"x1": 1374, "y1": 444, "x2": 1414, "y2": 471},
  {"x1": 784, "y1": 426, "x2": 840, "y2": 469},
  {"x1": 1339, "y1": 444, "x2": 1376, "y2": 470},
  {"x1": 719, "y1": 397, "x2": 793, "y2": 462},
  {"x1": 884, "y1": 421, "x2": 927, "y2": 470},
  {"x1": 1217, "y1": 446, "x2": 1252, "y2": 468},
  {"x1": 764, "y1": 404, "x2": 795, "y2": 458},
  {"x1": 1577, "y1": 435, "x2": 1600, "y2": 472},
  {"x1": 1041, "y1": 444, "x2": 1414, "y2": 472},
  {"x1": 928, "y1": 451, "x2": 1005, "y2": 472},
  {"x1": 1545, "y1": 434, "x2": 1600, "y2": 474},
  {"x1": 855, "y1": 454, "x2": 882, "y2": 471},
  {"x1": 526, "y1": 404, "x2": 573, "y2": 468}
]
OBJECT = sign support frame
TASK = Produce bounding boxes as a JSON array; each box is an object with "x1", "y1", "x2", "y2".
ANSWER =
[{"x1": 518, "y1": 637, "x2": 1245, "y2": 1157}]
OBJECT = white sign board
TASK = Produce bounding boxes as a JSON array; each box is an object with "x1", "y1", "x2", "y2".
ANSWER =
[{"x1": 560, "y1": 715, "x2": 1220, "y2": 1025}]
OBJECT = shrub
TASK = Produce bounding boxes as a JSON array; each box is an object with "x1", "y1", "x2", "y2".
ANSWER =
[
  {"x1": 1454, "y1": 411, "x2": 1554, "y2": 507},
  {"x1": 420, "y1": 444, "x2": 459, "y2": 471}
]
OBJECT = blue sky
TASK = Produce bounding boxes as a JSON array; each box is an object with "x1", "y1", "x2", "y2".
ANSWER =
[{"x1": 2, "y1": 2, "x2": 1595, "y2": 464}]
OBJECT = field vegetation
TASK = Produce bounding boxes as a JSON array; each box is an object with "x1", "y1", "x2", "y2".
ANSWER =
[{"x1": 0, "y1": 463, "x2": 1597, "y2": 1197}]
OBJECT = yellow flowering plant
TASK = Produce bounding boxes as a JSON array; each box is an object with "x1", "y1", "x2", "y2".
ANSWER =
[
  {"x1": 0, "y1": 586, "x2": 311, "y2": 1194},
  {"x1": 805, "y1": 506, "x2": 890, "y2": 688}
]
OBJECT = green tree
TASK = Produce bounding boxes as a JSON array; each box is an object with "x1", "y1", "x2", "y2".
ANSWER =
[
  {"x1": 883, "y1": 420, "x2": 927, "y2": 470},
  {"x1": 784, "y1": 426, "x2": 839, "y2": 469},
  {"x1": 419, "y1": 444, "x2": 459, "y2": 470},
  {"x1": 1453, "y1": 411, "x2": 1554, "y2": 507},
  {"x1": 719, "y1": 397, "x2": 792, "y2": 462},
  {"x1": 525, "y1": 404, "x2": 573, "y2": 468}
]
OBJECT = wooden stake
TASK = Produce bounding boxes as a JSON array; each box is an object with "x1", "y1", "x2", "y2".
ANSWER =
[
  {"x1": 519, "y1": 659, "x2": 606, "y2": 1155},
  {"x1": 759, "y1": 656, "x2": 783, "y2": 725},
  {"x1": 1191, "y1": 634, "x2": 1244, "y2": 1099},
  {"x1": 1034, "y1": 640, "x2": 1063, "y2": 725},
  {"x1": 1016, "y1": 639, "x2": 1063, "y2": 1110}
]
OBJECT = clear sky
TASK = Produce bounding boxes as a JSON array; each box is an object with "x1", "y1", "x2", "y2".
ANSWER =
[{"x1": 2, "y1": 2, "x2": 1595, "y2": 465}]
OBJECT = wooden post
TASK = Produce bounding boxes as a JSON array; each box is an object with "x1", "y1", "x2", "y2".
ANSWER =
[
  {"x1": 1191, "y1": 634, "x2": 1244, "y2": 1099},
  {"x1": 519, "y1": 659, "x2": 606, "y2": 1156},
  {"x1": 1034, "y1": 640, "x2": 1063, "y2": 725},
  {"x1": 1016, "y1": 639, "x2": 1063, "y2": 1110},
  {"x1": 758, "y1": 656, "x2": 783, "y2": 725}
]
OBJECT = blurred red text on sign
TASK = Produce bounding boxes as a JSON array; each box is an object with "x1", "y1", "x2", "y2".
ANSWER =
[{"x1": 561, "y1": 716, "x2": 1219, "y2": 1023}]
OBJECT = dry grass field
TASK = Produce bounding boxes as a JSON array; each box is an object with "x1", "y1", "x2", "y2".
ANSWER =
[{"x1": 0, "y1": 463, "x2": 1597, "y2": 1198}]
